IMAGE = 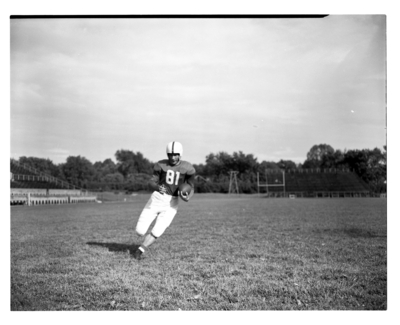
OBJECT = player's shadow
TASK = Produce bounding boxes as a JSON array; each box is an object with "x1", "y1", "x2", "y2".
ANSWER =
[{"x1": 87, "y1": 241, "x2": 140, "y2": 256}]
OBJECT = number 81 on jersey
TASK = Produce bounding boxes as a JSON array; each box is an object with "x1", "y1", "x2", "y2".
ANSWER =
[{"x1": 166, "y1": 170, "x2": 180, "y2": 185}]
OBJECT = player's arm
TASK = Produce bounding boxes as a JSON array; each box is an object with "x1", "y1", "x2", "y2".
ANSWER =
[
  {"x1": 148, "y1": 164, "x2": 167, "y2": 194},
  {"x1": 186, "y1": 173, "x2": 195, "y2": 200},
  {"x1": 148, "y1": 174, "x2": 160, "y2": 191},
  {"x1": 181, "y1": 172, "x2": 195, "y2": 202}
]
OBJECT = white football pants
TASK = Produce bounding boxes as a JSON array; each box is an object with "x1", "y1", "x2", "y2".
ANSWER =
[{"x1": 135, "y1": 191, "x2": 179, "y2": 238}]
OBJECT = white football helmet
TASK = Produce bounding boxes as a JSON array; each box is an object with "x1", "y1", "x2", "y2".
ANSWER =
[{"x1": 166, "y1": 141, "x2": 183, "y2": 156}]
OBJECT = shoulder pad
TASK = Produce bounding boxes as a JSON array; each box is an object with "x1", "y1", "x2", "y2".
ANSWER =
[
  {"x1": 154, "y1": 160, "x2": 168, "y2": 170},
  {"x1": 180, "y1": 161, "x2": 196, "y2": 174}
]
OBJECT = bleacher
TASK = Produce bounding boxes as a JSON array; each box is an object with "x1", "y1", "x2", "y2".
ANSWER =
[
  {"x1": 260, "y1": 169, "x2": 370, "y2": 197},
  {"x1": 10, "y1": 179, "x2": 65, "y2": 189},
  {"x1": 10, "y1": 163, "x2": 37, "y2": 176},
  {"x1": 10, "y1": 160, "x2": 73, "y2": 190},
  {"x1": 10, "y1": 160, "x2": 98, "y2": 206}
]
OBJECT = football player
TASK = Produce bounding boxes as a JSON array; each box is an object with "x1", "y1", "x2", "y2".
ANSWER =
[{"x1": 132, "y1": 141, "x2": 196, "y2": 260}]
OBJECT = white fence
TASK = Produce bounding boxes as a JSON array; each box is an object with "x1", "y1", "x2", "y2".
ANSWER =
[{"x1": 11, "y1": 193, "x2": 98, "y2": 206}]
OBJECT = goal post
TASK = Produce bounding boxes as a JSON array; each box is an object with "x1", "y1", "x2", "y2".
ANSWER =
[{"x1": 257, "y1": 169, "x2": 285, "y2": 196}]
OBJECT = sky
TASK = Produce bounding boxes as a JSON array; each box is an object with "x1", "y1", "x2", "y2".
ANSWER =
[{"x1": 10, "y1": 15, "x2": 387, "y2": 166}]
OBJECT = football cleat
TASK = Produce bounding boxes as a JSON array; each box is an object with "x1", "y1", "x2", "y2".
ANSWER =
[{"x1": 133, "y1": 249, "x2": 143, "y2": 260}]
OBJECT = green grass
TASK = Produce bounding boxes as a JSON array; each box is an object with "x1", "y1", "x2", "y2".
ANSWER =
[{"x1": 10, "y1": 194, "x2": 387, "y2": 310}]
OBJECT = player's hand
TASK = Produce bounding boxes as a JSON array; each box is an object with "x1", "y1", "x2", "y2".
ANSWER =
[
  {"x1": 180, "y1": 191, "x2": 189, "y2": 202},
  {"x1": 158, "y1": 184, "x2": 167, "y2": 194}
]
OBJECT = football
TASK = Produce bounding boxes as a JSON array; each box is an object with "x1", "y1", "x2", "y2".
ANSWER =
[{"x1": 178, "y1": 183, "x2": 192, "y2": 200}]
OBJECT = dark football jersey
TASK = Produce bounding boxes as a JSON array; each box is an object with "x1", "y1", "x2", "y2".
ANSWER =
[{"x1": 152, "y1": 159, "x2": 196, "y2": 196}]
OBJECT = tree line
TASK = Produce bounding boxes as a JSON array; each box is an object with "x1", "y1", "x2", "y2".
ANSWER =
[{"x1": 12, "y1": 144, "x2": 387, "y2": 194}]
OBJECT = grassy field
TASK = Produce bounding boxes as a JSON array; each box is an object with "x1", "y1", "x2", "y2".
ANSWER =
[{"x1": 10, "y1": 194, "x2": 387, "y2": 311}]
